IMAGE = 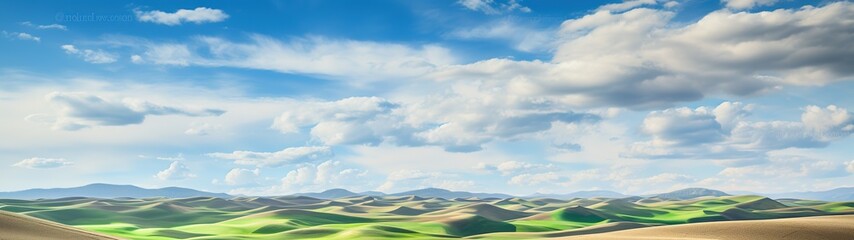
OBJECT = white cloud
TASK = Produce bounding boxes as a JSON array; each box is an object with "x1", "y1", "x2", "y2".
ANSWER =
[
  {"x1": 135, "y1": 7, "x2": 229, "y2": 26},
  {"x1": 142, "y1": 35, "x2": 457, "y2": 82},
  {"x1": 406, "y1": 89, "x2": 601, "y2": 151},
  {"x1": 458, "y1": 0, "x2": 531, "y2": 14},
  {"x1": 3, "y1": 31, "x2": 40, "y2": 42},
  {"x1": 554, "y1": 163, "x2": 698, "y2": 194},
  {"x1": 156, "y1": 153, "x2": 185, "y2": 161},
  {"x1": 143, "y1": 44, "x2": 191, "y2": 66},
  {"x1": 137, "y1": 154, "x2": 185, "y2": 161},
  {"x1": 545, "y1": 121, "x2": 634, "y2": 165},
  {"x1": 224, "y1": 168, "x2": 260, "y2": 186},
  {"x1": 280, "y1": 161, "x2": 369, "y2": 192},
  {"x1": 801, "y1": 105, "x2": 853, "y2": 135},
  {"x1": 847, "y1": 160, "x2": 854, "y2": 174},
  {"x1": 185, "y1": 122, "x2": 219, "y2": 136},
  {"x1": 12, "y1": 157, "x2": 72, "y2": 169},
  {"x1": 61, "y1": 45, "x2": 117, "y2": 64},
  {"x1": 433, "y1": 180, "x2": 476, "y2": 190},
  {"x1": 448, "y1": 19, "x2": 556, "y2": 52},
  {"x1": 641, "y1": 106, "x2": 725, "y2": 147},
  {"x1": 15, "y1": 32, "x2": 39, "y2": 42},
  {"x1": 663, "y1": 1, "x2": 679, "y2": 8},
  {"x1": 208, "y1": 146, "x2": 333, "y2": 167},
  {"x1": 155, "y1": 161, "x2": 195, "y2": 180},
  {"x1": 729, "y1": 106, "x2": 853, "y2": 151},
  {"x1": 26, "y1": 92, "x2": 224, "y2": 130},
  {"x1": 269, "y1": 94, "x2": 598, "y2": 152},
  {"x1": 435, "y1": 3, "x2": 854, "y2": 109},
  {"x1": 21, "y1": 22, "x2": 68, "y2": 30},
  {"x1": 509, "y1": 172, "x2": 562, "y2": 185},
  {"x1": 720, "y1": 155, "x2": 849, "y2": 179},
  {"x1": 377, "y1": 169, "x2": 471, "y2": 192},
  {"x1": 477, "y1": 160, "x2": 554, "y2": 175},
  {"x1": 37, "y1": 24, "x2": 67, "y2": 30},
  {"x1": 282, "y1": 166, "x2": 315, "y2": 187},
  {"x1": 272, "y1": 97, "x2": 399, "y2": 145},
  {"x1": 597, "y1": 0, "x2": 659, "y2": 12},
  {"x1": 713, "y1": 101, "x2": 754, "y2": 131},
  {"x1": 130, "y1": 55, "x2": 144, "y2": 64},
  {"x1": 627, "y1": 102, "x2": 853, "y2": 162},
  {"x1": 723, "y1": 0, "x2": 779, "y2": 10}
]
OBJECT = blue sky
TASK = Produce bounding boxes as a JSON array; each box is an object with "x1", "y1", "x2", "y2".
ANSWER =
[{"x1": 1, "y1": 0, "x2": 852, "y2": 196}]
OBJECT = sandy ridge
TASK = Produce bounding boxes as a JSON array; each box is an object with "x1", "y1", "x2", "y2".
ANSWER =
[
  {"x1": 0, "y1": 210, "x2": 121, "y2": 240},
  {"x1": 558, "y1": 215, "x2": 854, "y2": 240}
]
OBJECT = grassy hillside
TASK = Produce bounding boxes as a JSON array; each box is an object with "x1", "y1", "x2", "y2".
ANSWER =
[{"x1": 1, "y1": 194, "x2": 852, "y2": 239}]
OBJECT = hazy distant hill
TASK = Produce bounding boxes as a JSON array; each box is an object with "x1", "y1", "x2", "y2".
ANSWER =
[
  {"x1": 531, "y1": 190, "x2": 628, "y2": 199},
  {"x1": 298, "y1": 188, "x2": 628, "y2": 200},
  {"x1": 653, "y1": 188, "x2": 730, "y2": 200},
  {"x1": 359, "y1": 191, "x2": 386, "y2": 196},
  {"x1": 766, "y1": 187, "x2": 854, "y2": 201},
  {"x1": 0, "y1": 183, "x2": 231, "y2": 199},
  {"x1": 299, "y1": 188, "x2": 362, "y2": 199},
  {"x1": 390, "y1": 188, "x2": 513, "y2": 199}
]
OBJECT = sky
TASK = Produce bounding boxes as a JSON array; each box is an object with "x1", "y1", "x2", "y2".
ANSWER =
[{"x1": 0, "y1": 0, "x2": 852, "y2": 196}]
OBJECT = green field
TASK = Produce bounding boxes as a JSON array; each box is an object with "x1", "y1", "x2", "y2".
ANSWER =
[{"x1": 1, "y1": 195, "x2": 852, "y2": 239}]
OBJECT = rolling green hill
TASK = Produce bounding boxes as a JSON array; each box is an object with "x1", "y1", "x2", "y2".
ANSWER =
[{"x1": 1, "y1": 194, "x2": 852, "y2": 239}]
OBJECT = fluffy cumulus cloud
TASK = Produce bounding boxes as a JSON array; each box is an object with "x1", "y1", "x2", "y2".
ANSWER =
[
  {"x1": 729, "y1": 105, "x2": 853, "y2": 151},
  {"x1": 406, "y1": 83, "x2": 603, "y2": 151},
  {"x1": 12, "y1": 157, "x2": 72, "y2": 169},
  {"x1": 641, "y1": 107, "x2": 726, "y2": 147},
  {"x1": 224, "y1": 168, "x2": 260, "y2": 186},
  {"x1": 723, "y1": 0, "x2": 779, "y2": 10},
  {"x1": 135, "y1": 7, "x2": 229, "y2": 26},
  {"x1": 458, "y1": 0, "x2": 531, "y2": 14},
  {"x1": 155, "y1": 161, "x2": 195, "y2": 180},
  {"x1": 25, "y1": 92, "x2": 224, "y2": 130},
  {"x1": 61, "y1": 45, "x2": 117, "y2": 64},
  {"x1": 434, "y1": 3, "x2": 854, "y2": 109},
  {"x1": 130, "y1": 55, "x2": 144, "y2": 64},
  {"x1": 141, "y1": 35, "x2": 456, "y2": 82},
  {"x1": 271, "y1": 96, "x2": 599, "y2": 152},
  {"x1": 272, "y1": 97, "x2": 400, "y2": 145},
  {"x1": 208, "y1": 146, "x2": 333, "y2": 167},
  {"x1": 801, "y1": 105, "x2": 854, "y2": 135},
  {"x1": 280, "y1": 161, "x2": 368, "y2": 191},
  {"x1": 713, "y1": 102, "x2": 754, "y2": 131},
  {"x1": 628, "y1": 102, "x2": 854, "y2": 165}
]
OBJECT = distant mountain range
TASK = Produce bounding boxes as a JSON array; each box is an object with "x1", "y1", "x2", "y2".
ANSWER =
[
  {"x1": 390, "y1": 188, "x2": 513, "y2": 199},
  {"x1": 0, "y1": 183, "x2": 230, "y2": 199},
  {"x1": 530, "y1": 190, "x2": 628, "y2": 199},
  {"x1": 298, "y1": 188, "x2": 376, "y2": 199},
  {"x1": 765, "y1": 187, "x2": 854, "y2": 202},
  {"x1": 297, "y1": 187, "x2": 513, "y2": 199},
  {"x1": 652, "y1": 188, "x2": 731, "y2": 200},
  {"x1": 2, "y1": 184, "x2": 853, "y2": 202}
]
